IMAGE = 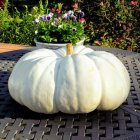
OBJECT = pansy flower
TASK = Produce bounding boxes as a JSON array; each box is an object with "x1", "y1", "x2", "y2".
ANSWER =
[
  {"x1": 73, "y1": 16, "x2": 77, "y2": 21},
  {"x1": 35, "y1": 30, "x2": 38, "y2": 35},
  {"x1": 49, "y1": 12, "x2": 54, "y2": 18},
  {"x1": 54, "y1": 18, "x2": 59, "y2": 23},
  {"x1": 72, "y1": 27, "x2": 77, "y2": 32},
  {"x1": 58, "y1": 25, "x2": 63, "y2": 29},
  {"x1": 41, "y1": 16, "x2": 45, "y2": 21},
  {"x1": 62, "y1": 13, "x2": 68, "y2": 19},
  {"x1": 72, "y1": 3, "x2": 78, "y2": 9},
  {"x1": 44, "y1": 15, "x2": 51, "y2": 21},
  {"x1": 79, "y1": 18, "x2": 85, "y2": 23},
  {"x1": 80, "y1": 11, "x2": 85, "y2": 18},
  {"x1": 64, "y1": 5, "x2": 68, "y2": 10},
  {"x1": 34, "y1": 19, "x2": 39, "y2": 24},
  {"x1": 131, "y1": 1, "x2": 139, "y2": 5},
  {"x1": 78, "y1": 10, "x2": 85, "y2": 18},
  {"x1": 67, "y1": 10, "x2": 74, "y2": 17},
  {"x1": 56, "y1": 8, "x2": 61, "y2": 13},
  {"x1": 51, "y1": 8, "x2": 55, "y2": 12}
]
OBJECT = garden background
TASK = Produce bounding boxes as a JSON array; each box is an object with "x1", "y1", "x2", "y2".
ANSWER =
[{"x1": 0, "y1": 0, "x2": 140, "y2": 52}]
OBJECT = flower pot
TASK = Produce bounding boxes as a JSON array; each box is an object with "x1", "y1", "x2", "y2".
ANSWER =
[{"x1": 34, "y1": 37, "x2": 85, "y2": 49}]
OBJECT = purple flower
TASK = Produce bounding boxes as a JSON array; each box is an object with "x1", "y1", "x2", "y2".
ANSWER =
[
  {"x1": 80, "y1": 11, "x2": 85, "y2": 18},
  {"x1": 67, "y1": 10, "x2": 74, "y2": 17},
  {"x1": 62, "y1": 13, "x2": 68, "y2": 19},
  {"x1": 46, "y1": 16, "x2": 51, "y2": 20},
  {"x1": 64, "y1": 5, "x2": 68, "y2": 10},
  {"x1": 47, "y1": 16, "x2": 51, "y2": 20},
  {"x1": 41, "y1": 16, "x2": 45, "y2": 21},
  {"x1": 54, "y1": 18, "x2": 58, "y2": 23},
  {"x1": 78, "y1": 10, "x2": 85, "y2": 18},
  {"x1": 43, "y1": 15, "x2": 47, "y2": 20},
  {"x1": 44, "y1": 15, "x2": 51, "y2": 21},
  {"x1": 72, "y1": 27, "x2": 77, "y2": 32},
  {"x1": 73, "y1": 16, "x2": 77, "y2": 21}
]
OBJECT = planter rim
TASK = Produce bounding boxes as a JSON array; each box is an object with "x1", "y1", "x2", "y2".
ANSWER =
[{"x1": 34, "y1": 37, "x2": 85, "y2": 47}]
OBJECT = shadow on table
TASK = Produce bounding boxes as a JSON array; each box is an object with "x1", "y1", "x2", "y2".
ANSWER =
[
  {"x1": 0, "y1": 69, "x2": 61, "y2": 119},
  {"x1": 0, "y1": 67, "x2": 140, "y2": 120},
  {"x1": 0, "y1": 49, "x2": 31, "y2": 61},
  {"x1": 0, "y1": 71, "x2": 112, "y2": 120},
  {"x1": 1, "y1": 76, "x2": 140, "y2": 140},
  {"x1": 0, "y1": 48, "x2": 140, "y2": 120},
  {"x1": 0, "y1": 69, "x2": 128, "y2": 120}
]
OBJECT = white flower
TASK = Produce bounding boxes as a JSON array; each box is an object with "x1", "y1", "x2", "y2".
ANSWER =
[
  {"x1": 68, "y1": 10, "x2": 74, "y2": 15},
  {"x1": 35, "y1": 19, "x2": 39, "y2": 23},
  {"x1": 34, "y1": 18, "x2": 39, "y2": 24},
  {"x1": 51, "y1": 22, "x2": 55, "y2": 26},
  {"x1": 37, "y1": 15, "x2": 41, "y2": 19},
  {"x1": 77, "y1": 10, "x2": 81, "y2": 13},
  {"x1": 62, "y1": 13, "x2": 68, "y2": 19},
  {"x1": 67, "y1": 10, "x2": 74, "y2": 17},
  {"x1": 48, "y1": 12, "x2": 54, "y2": 17},
  {"x1": 72, "y1": 27, "x2": 77, "y2": 32},
  {"x1": 58, "y1": 25, "x2": 63, "y2": 29},
  {"x1": 35, "y1": 30, "x2": 38, "y2": 35}
]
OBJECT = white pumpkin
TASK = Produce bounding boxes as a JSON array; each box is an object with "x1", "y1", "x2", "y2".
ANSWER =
[{"x1": 8, "y1": 44, "x2": 130, "y2": 114}]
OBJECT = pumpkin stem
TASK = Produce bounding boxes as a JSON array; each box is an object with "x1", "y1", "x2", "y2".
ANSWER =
[{"x1": 66, "y1": 43, "x2": 73, "y2": 55}]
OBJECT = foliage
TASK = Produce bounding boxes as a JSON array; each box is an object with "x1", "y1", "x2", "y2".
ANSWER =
[
  {"x1": 81, "y1": 0, "x2": 140, "y2": 51},
  {"x1": 33, "y1": 1, "x2": 85, "y2": 45},
  {"x1": 0, "y1": 0, "x2": 36, "y2": 45},
  {"x1": 34, "y1": 2, "x2": 85, "y2": 45},
  {"x1": 0, "y1": 0, "x2": 140, "y2": 52}
]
